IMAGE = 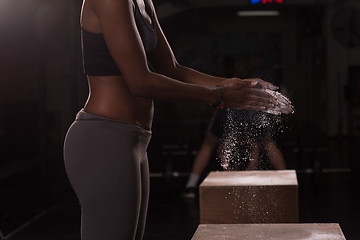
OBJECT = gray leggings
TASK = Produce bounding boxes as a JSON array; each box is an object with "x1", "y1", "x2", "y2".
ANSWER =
[{"x1": 63, "y1": 109, "x2": 151, "y2": 240}]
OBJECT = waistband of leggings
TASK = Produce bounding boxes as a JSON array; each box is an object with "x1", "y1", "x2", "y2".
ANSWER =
[{"x1": 75, "y1": 109, "x2": 152, "y2": 136}]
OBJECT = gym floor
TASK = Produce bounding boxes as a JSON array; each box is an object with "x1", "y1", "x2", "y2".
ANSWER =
[{"x1": 1, "y1": 138, "x2": 359, "y2": 240}]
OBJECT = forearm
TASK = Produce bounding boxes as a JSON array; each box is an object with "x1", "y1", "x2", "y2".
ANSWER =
[
  {"x1": 169, "y1": 64, "x2": 226, "y2": 85},
  {"x1": 131, "y1": 70, "x2": 222, "y2": 104}
]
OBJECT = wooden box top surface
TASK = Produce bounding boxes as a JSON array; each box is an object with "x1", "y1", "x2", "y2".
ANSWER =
[
  {"x1": 200, "y1": 170, "x2": 298, "y2": 187},
  {"x1": 192, "y1": 224, "x2": 345, "y2": 240}
]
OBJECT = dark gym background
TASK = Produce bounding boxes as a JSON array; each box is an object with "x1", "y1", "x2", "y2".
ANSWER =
[{"x1": 0, "y1": 0, "x2": 359, "y2": 239}]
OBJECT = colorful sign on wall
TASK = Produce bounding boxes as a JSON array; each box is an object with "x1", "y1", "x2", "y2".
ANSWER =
[{"x1": 250, "y1": 0, "x2": 284, "y2": 4}]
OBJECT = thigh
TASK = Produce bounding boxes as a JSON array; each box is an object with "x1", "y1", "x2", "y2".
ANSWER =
[{"x1": 64, "y1": 122, "x2": 142, "y2": 240}]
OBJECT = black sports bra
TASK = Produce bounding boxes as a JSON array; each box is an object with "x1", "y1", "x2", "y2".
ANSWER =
[{"x1": 81, "y1": 0, "x2": 157, "y2": 76}]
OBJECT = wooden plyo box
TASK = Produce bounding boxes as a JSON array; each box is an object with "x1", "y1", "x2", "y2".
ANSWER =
[
  {"x1": 191, "y1": 224, "x2": 346, "y2": 240},
  {"x1": 199, "y1": 170, "x2": 298, "y2": 224}
]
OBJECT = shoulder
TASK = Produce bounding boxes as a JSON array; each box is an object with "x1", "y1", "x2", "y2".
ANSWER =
[
  {"x1": 83, "y1": 0, "x2": 138, "y2": 32},
  {"x1": 90, "y1": 0, "x2": 134, "y2": 9}
]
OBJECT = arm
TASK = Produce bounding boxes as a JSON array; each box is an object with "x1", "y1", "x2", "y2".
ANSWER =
[
  {"x1": 91, "y1": 0, "x2": 274, "y2": 109},
  {"x1": 147, "y1": 6, "x2": 226, "y2": 85},
  {"x1": 147, "y1": 4, "x2": 279, "y2": 89},
  {"x1": 91, "y1": 0, "x2": 221, "y2": 103}
]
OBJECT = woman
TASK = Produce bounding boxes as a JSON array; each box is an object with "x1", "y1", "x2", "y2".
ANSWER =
[{"x1": 63, "y1": 0, "x2": 280, "y2": 239}]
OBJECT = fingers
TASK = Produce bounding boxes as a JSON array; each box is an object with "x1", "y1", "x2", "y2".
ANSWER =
[
  {"x1": 247, "y1": 86, "x2": 294, "y2": 115},
  {"x1": 222, "y1": 78, "x2": 293, "y2": 115},
  {"x1": 245, "y1": 78, "x2": 279, "y2": 90},
  {"x1": 239, "y1": 100, "x2": 294, "y2": 114},
  {"x1": 264, "y1": 89, "x2": 294, "y2": 113},
  {"x1": 265, "y1": 89, "x2": 292, "y2": 105},
  {"x1": 233, "y1": 88, "x2": 294, "y2": 115},
  {"x1": 242, "y1": 95, "x2": 276, "y2": 109},
  {"x1": 241, "y1": 105, "x2": 269, "y2": 112},
  {"x1": 262, "y1": 104, "x2": 294, "y2": 115},
  {"x1": 247, "y1": 88, "x2": 277, "y2": 105}
]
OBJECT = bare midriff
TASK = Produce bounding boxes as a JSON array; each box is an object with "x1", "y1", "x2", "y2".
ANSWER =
[{"x1": 84, "y1": 75, "x2": 154, "y2": 131}]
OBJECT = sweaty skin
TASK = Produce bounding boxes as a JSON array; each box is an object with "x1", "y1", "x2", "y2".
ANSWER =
[{"x1": 81, "y1": 0, "x2": 277, "y2": 131}]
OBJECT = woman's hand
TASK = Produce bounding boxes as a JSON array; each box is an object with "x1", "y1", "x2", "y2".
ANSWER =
[
  {"x1": 245, "y1": 78, "x2": 278, "y2": 90},
  {"x1": 219, "y1": 78, "x2": 277, "y2": 111}
]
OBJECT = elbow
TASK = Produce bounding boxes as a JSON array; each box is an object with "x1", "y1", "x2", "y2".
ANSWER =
[
  {"x1": 125, "y1": 71, "x2": 154, "y2": 98},
  {"x1": 155, "y1": 59, "x2": 183, "y2": 80},
  {"x1": 173, "y1": 61, "x2": 184, "y2": 75},
  {"x1": 169, "y1": 62, "x2": 186, "y2": 81}
]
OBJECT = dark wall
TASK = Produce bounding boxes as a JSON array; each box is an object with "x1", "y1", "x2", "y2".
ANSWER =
[
  {"x1": 0, "y1": 0, "x2": 85, "y2": 211},
  {"x1": 0, "y1": 0, "x2": 359, "y2": 224}
]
